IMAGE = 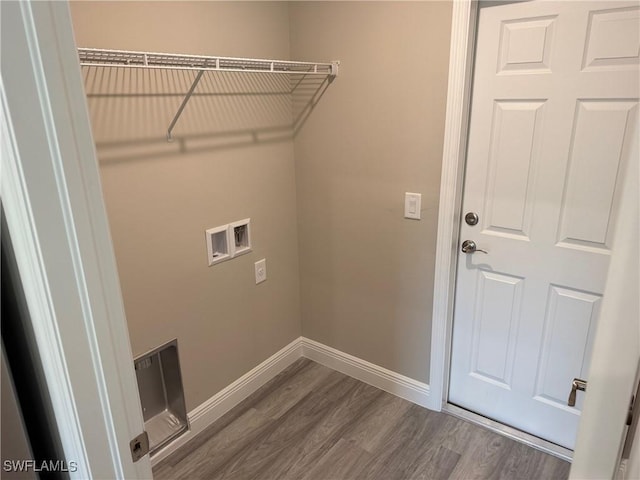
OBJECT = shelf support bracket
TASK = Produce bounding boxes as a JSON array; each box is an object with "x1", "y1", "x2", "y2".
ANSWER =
[{"x1": 167, "y1": 68, "x2": 206, "y2": 142}]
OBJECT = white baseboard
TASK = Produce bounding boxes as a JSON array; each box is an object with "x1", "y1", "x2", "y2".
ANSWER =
[
  {"x1": 300, "y1": 337, "x2": 430, "y2": 408},
  {"x1": 150, "y1": 337, "x2": 303, "y2": 465},
  {"x1": 150, "y1": 336, "x2": 430, "y2": 466}
]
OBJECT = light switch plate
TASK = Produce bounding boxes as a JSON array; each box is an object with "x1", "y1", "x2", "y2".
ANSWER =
[
  {"x1": 255, "y1": 259, "x2": 267, "y2": 284},
  {"x1": 404, "y1": 192, "x2": 421, "y2": 220}
]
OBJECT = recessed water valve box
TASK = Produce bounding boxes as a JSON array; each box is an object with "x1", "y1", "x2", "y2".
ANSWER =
[
  {"x1": 230, "y1": 218, "x2": 251, "y2": 257},
  {"x1": 206, "y1": 225, "x2": 231, "y2": 266},
  {"x1": 134, "y1": 339, "x2": 188, "y2": 455}
]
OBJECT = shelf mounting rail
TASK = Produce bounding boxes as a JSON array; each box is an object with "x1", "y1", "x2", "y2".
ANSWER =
[{"x1": 78, "y1": 48, "x2": 339, "y2": 141}]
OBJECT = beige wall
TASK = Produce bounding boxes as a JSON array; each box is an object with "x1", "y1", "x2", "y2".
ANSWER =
[
  {"x1": 70, "y1": 1, "x2": 302, "y2": 410},
  {"x1": 70, "y1": 1, "x2": 452, "y2": 410},
  {"x1": 290, "y1": 2, "x2": 452, "y2": 383}
]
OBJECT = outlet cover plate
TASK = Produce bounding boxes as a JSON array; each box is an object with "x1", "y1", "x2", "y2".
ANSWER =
[{"x1": 255, "y1": 259, "x2": 267, "y2": 284}]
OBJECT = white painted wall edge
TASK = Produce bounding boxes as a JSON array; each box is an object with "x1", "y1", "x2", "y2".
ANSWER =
[{"x1": 151, "y1": 337, "x2": 431, "y2": 465}]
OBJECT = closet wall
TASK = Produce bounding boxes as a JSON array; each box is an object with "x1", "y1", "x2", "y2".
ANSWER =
[
  {"x1": 70, "y1": 1, "x2": 453, "y2": 412},
  {"x1": 70, "y1": 2, "x2": 302, "y2": 410},
  {"x1": 290, "y1": 2, "x2": 452, "y2": 383}
]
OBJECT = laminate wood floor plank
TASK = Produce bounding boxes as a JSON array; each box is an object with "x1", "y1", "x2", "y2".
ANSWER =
[
  {"x1": 301, "y1": 438, "x2": 373, "y2": 480},
  {"x1": 494, "y1": 442, "x2": 571, "y2": 479},
  {"x1": 409, "y1": 445, "x2": 462, "y2": 480},
  {"x1": 432, "y1": 414, "x2": 481, "y2": 456},
  {"x1": 377, "y1": 408, "x2": 476, "y2": 479},
  {"x1": 209, "y1": 371, "x2": 357, "y2": 480},
  {"x1": 152, "y1": 360, "x2": 571, "y2": 480},
  {"x1": 342, "y1": 392, "x2": 412, "y2": 453},
  {"x1": 252, "y1": 359, "x2": 336, "y2": 420},
  {"x1": 258, "y1": 379, "x2": 384, "y2": 480},
  {"x1": 154, "y1": 407, "x2": 273, "y2": 480},
  {"x1": 154, "y1": 358, "x2": 315, "y2": 472},
  {"x1": 447, "y1": 428, "x2": 516, "y2": 480},
  {"x1": 154, "y1": 359, "x2": 325, "y2": 478},
  {"x1": 154, "y1": 358, "x2": 330, "y2": 475},
  {"x1": 353, "y1": 405, "x2": 450, "y2": 480},
  {"x1": 390, "y1": 415, "x2": 473, "y2": 480}
]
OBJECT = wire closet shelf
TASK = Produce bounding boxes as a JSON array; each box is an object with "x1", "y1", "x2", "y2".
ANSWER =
[{"x1": 78, "y1": 48, "x2": 340, "y2": 141}]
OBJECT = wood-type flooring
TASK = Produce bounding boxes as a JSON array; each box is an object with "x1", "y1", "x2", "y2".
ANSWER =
[{"x1": 154, "y1": 359, "x2": 570, "y2": 480}]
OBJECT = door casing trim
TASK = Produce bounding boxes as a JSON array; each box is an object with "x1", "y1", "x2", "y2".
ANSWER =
[
  {"x1": 1, "y1": 2, "x2": 152, "y2": 477},
  {"x1": 428, "y1": 0, "x2": 479, "y2": 412}
]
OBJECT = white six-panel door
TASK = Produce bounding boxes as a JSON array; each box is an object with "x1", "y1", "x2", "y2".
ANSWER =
[{"x1": 449, "y1": 1, "x2": 639, "y2": 450}]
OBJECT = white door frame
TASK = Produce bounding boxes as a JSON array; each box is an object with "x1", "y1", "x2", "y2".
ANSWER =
[
  {"x1": 1, "y1": 1, "x2": 152, "y2": 478},
  {"x1": 428, "y1": 0, "x2": 479, "y2": 413},
  {"x1": 430, "y1": 0, "x2": 639, "y2": 474}
]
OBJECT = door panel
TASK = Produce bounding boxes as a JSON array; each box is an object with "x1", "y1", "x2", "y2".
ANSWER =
[
  {"x1": 583, "y1": 7, "x2": 640, "y2": 70},
  {"x1": 558, "y1": 100, "x2": 638, "y2": 250},
  {"x1": 497, "y1": 15, "x2": 557, "y2": 75},
  {"x1": 534, "y1": 285, "x2": 601, "y2": 411},
  {"x1": 449, "y1": 1, "x2": 639, "y2": 450},
  {"x1": 470, "y1": 270, "x2": 523, "y2": 388},
  {"x1": 484, "y1": 100, "x2": 545, "y2": 239}
]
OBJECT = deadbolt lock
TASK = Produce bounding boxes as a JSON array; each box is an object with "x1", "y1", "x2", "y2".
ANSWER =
[{"x1": 465, "y1": 212, "x2": 479, "y2": 226}]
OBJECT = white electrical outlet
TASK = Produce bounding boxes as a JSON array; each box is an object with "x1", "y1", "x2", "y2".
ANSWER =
[{"x1": 255, "y1": 259, "x2": 267, "y2": 284}]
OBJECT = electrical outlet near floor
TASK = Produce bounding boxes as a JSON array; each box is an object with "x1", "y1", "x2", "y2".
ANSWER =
[{"x1": 255, "y1": 259, "x2": 267, "y2": 284}]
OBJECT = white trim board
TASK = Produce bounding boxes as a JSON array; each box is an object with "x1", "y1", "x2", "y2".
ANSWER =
[
  {"x1": 150, "y1": 336, "x2": 430, "y2": 465},
  {"x1": 429, "y1": 0, "x2": 478, "y2": 413},
  {"x1": 300, "y1": 338, "x2": 430, "y2": 408},
  {"x1": 2, "y1": 2, "x2": 152, "y2": 477}
]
